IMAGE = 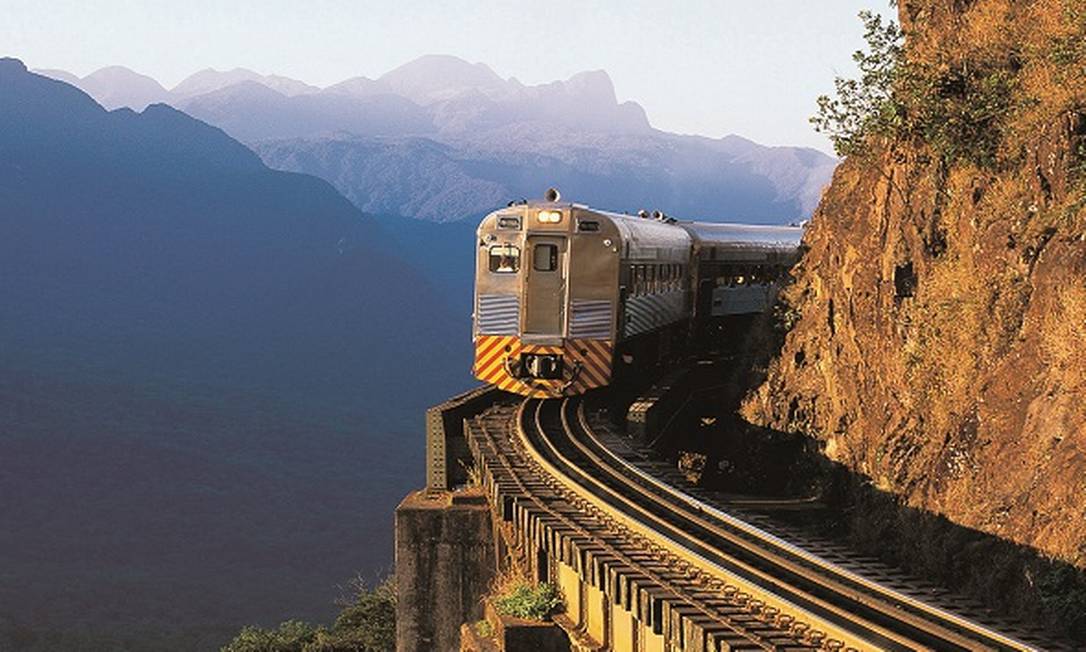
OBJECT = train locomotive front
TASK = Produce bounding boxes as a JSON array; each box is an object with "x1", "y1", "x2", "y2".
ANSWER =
[
  {"x1": 473, "y1": 201, "x2": 616, "y2": 397},
  {"x1": 472, "y1": 195, "x2": 693, "y2": 398}
]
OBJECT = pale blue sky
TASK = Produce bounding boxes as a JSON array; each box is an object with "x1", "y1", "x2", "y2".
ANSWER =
[{"x1": 2, "y1": 0, "x2": 894, "y2": 154}]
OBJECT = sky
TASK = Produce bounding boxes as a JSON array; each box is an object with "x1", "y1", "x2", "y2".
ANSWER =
[{"x1": 1, "y1": 0, "x2": 895, "y2": 154}]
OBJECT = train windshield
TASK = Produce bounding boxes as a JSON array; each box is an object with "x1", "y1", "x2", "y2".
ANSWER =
[
  {"x1": 532, "y1": 244, "x2": 558, "y2": 271},
  {"x1": 488, "y1": 244, "x2": 520, "y2": 273}
]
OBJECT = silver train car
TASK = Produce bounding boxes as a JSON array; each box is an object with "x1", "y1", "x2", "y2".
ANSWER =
[{"x1": 472, "y1": 191, "x2": 803, "y2": 397}]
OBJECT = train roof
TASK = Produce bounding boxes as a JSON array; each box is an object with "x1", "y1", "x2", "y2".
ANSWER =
[
  {"x1": 680, "y1": 221, "x2": 804, "y2": 250},
  {"x1": 483, "y1": 201, "x2": 805, "y2": 254},
  {"x1": 593, "y1": 209, "x2": 803, "y2": 251}
]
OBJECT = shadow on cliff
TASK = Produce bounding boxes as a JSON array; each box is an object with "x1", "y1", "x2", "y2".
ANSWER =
[
  {"x1": 710, "y1": 416, "x2": 1086, "y2": 644},
  {"x1": 653, "y1": 315, "x2": 1086, "y2": 646},
  {"x1": 802, "y1": 454, "x2": 1086, "y2": 645}
]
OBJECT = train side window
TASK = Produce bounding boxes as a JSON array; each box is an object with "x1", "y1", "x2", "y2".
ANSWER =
[
  {"x1": 647, "y1": 265, "x2": 656, "y2": 292},
  {"x1": 533, "y1": 244, "x2": 558, "y2": 272},
  {"x1": 488, "y1": 244, "x2": 520, "y2": 273}
]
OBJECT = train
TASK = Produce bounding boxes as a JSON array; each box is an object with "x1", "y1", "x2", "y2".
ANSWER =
[{"x1": 472, "y1": 189, "x2": 804, "y2": 397}]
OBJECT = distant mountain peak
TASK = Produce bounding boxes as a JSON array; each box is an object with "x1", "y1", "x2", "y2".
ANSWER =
[
  {"x1": 388, "y1": 54, "x2": 500, "y2": 78},
  {"x1": 379, "y1": 54, "x2": 507, "y2": 104},
  {"x1": 86, "y1": 64, "x2": 148, "y2": 77},
  {"x1": 565, "y1": 69, "x2": 616, "y2": 96},
  {"x1": 80, "y1": 65, "x2": 169, "y2": 110},
  {"x1": 27, "y1": 63, "x2": 169, "y2": 111},
  {"x1": 201, "y1": 79, "x2": 288, "y2": 99},
  {"x1": 324, "y1": 75, "x2": 388, "y2": 98},
  {"x1": 1, "y1": 57, "x2": 28, "y2": 73},
  {"x1": 172, "y1": 67, "x2": 257, "y2": 96},
  {"x1": 172, "y1": 67, "x2": 316, "y2": 98}
]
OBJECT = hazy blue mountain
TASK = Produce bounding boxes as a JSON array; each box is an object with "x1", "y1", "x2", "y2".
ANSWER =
[
  {"x1": 0, "y1": 57, "x2": 469, "y2": 651},
  {"x1": 176, "y1": 80, "x2": 434, "y2": 142},
  {"x1": 33, "y1": 65, "x2": 170, "y2": 110},
  {"x1": 32, "y1": 67, "x2": 79, "y2": 84},
  {"x1": 378, "y1": 54, "x2": 511, "y2": 105},
  {"x1": 176, "y1": 58, "x2": 651, "y2": 141},
  {"x1": 256, "y1": 136, "x2": 505, "y2": 219},
  {"x1": 79, "y1": 65, "x2": 171, "y2": 110},
  {"x1": 209, "y1": 57, "x2": 831, "y2": 221},
  {"x1": 324, "y1": 74, "x2": 388, "y2": 98},
  {"x1": 256, "y1": 129, "x2": 835, "y2": 223},
  {"x1": 373, "y1": 56, "x2": 648, "y2": 134},
  {"x1": 416, "y1": 64, "x2": 652, "y2": 136},
  {"x1": 35, "y1": 56, "x2": 835, "y2": 223},
  {"x1": 34, "y1": 65, "x2": 319, "y2": 110},
  {"x1": 172, "y1": 66, "x2": 319, "y2": 97}
]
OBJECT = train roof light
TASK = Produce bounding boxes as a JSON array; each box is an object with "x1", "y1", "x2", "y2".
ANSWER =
[{"x1": 537, "y1": 210, "x2": 562, "y2": 224}]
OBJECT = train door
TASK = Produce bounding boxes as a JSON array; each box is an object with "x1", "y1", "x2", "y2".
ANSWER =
[{"x1": 524, "y1": 236, "x2": 567, "y2": 335}]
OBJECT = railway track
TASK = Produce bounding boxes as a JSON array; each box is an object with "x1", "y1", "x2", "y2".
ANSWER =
[
  {"x1": 468, "y1": 391, "x2": 1061, "y2": 651},
  {"x1": 469, "y1": 399, "x2": 820, "y2": 650}
]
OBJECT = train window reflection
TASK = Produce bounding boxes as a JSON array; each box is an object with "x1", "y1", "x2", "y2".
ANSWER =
[
  {"x1": 488, "y1": 244, "x2": 520, "y2": 273},
  {"x1": 533, "y1": 244, "x2": 558, "y2": 272}
]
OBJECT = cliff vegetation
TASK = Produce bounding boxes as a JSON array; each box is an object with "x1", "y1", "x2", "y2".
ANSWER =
[{"x1": 221, "y1": 578, "x2": 395, "y2": 652}]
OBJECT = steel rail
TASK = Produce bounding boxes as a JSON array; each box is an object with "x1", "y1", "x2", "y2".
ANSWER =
[
  {"x1": 478, "y1": 400, "x2": 784, "y2": 650},
  {"x1": 570, "y1": 398, "x2": 1046, "y2": 652},
  {"x1": 523, "y1": 399, "x2": 785, "y2": 650},
  {"x1": 518, "y1": 397, "x2": 892, "y2": 651}
]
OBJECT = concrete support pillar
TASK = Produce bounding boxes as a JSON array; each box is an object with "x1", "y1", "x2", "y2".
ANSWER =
[{"x1": 396, "y1": 490, "x2": 496, "y2": 652}]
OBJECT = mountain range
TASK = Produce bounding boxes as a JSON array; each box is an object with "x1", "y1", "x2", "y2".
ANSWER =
[
  {"x1": 37, "y1": 55, "x2": 837, "y2": 223},
  {"x1": 0, "y1": 57, "x2": 469, "y2": 650}
]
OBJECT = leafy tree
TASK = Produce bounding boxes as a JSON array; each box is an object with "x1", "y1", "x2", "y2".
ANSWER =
[
  {"x1": 222, "y1": 578, "x2": 395, "y2": 652},
  {"x1": 812, "y1": 10, "x2": 904, "y2": 157},
  {"x1": 320, "y1": 578, "x2": 397, "y2": 652},
  {"x1": 813, "y1": 8, "x2": 1018, "y2": 167}
]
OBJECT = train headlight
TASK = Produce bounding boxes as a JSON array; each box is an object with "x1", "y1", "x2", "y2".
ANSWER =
[{"x1": 537, "y1": 210, "x2": 562, "y2": 224}]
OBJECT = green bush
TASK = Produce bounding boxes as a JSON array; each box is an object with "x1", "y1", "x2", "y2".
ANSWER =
[
  {"x1": 813, "y1": 9, "x2": 1019, "y2": 167},
  {"x1": 473, "y1": 619, "x2": 493, "y2": 638},
  {"x1": 492, "y1": 582, "x2": 561, "y2": 621},
  {"x1": 812, "y1": 10, "x2": 904, "y2": 157},
  {"x1": 224, "y1": 621, "x2": 318, "y2": 652},
  {"x1": 221, "y1": 578, "x2": 395, "y2": 652}
]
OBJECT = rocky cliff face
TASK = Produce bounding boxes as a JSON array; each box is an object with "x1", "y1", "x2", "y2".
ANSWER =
[{"x1": 744, "y1": 0, "x2": 1085, "y2": 584}]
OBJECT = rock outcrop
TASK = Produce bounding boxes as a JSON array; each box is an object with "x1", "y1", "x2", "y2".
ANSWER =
[{"x1": 742, "y1": 0, "x2": 1086, "y2": 630}]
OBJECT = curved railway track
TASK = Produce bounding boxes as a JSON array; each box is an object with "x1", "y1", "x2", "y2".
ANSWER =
[
  {"x1": 511, "y1": 394, "x2": 1056, "y2": 652},
  {"x1": 470, "y1": 398, "x2": 817, "y2": 650}
]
